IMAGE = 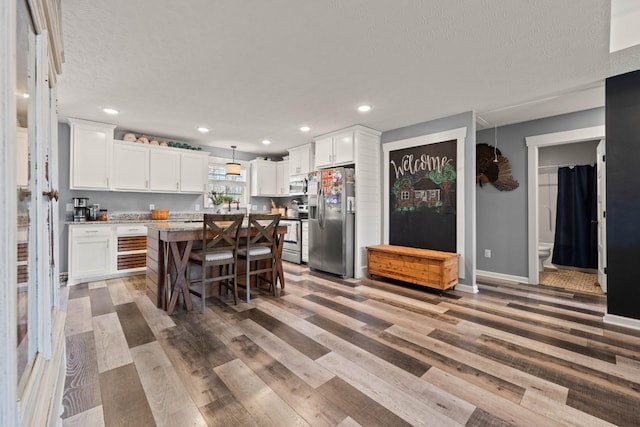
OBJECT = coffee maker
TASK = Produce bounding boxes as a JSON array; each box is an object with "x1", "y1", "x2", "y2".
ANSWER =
[{"x1": 73, "y1": 197, "x2": 89, "y2": 222}]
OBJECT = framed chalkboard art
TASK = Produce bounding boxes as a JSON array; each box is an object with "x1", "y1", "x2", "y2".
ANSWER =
[{"x1": 383, "y1": 127, "x2": 467, "y2": 279}]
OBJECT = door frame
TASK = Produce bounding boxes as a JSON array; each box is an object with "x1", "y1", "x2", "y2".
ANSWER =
[
  {"x1": 0, "y1": 0, "x2": 19, "y2": 425},
  {"x1": 525, "y1": 125, "x2": 605, "y2": 286}
]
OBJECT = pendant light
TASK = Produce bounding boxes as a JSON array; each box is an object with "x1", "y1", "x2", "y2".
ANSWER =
[{"x1": 225, "y1": 145, "x2": 241, "y2": 176}]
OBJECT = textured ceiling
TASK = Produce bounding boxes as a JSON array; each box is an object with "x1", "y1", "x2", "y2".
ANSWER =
[{"x1": 57, "y1": 0, "x2": 640, "y2": 155}]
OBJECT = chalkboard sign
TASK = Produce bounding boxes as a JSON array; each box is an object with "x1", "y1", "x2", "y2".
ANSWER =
[{"x1": 388, "y1": 139, "x2": 457, "y2": 252}]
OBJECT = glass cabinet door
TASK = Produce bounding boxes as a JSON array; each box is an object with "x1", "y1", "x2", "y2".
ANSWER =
[{"x1": 16, "y1": 0, "x2": 36, "y2": 390}]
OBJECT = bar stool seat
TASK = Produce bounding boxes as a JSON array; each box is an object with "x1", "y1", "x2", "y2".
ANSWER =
[
  {"x1": 187, "y1": 213, "x2": 244, "y2": 311},
  {"x1": 238, "y1": 213, "x2": 280, "y2": 301}
]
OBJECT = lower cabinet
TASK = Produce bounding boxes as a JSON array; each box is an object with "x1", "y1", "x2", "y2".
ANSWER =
[
  {"x1": 68, "y1": 223, "x2": 148, "y2": 285},
  {"x1": 69, "y1": 224, "x2": 114, "y2": 283},
  {"x1": 301, "y1": 220, "x2": 309, "y2": 263},
  {"x1": 116, "y1": 225, "x2": 148, "y2": 272}
]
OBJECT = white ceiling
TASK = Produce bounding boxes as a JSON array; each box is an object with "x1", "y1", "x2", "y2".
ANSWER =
[{"x1": 57, "y1": 0, "x2": 640, "y2": 155}]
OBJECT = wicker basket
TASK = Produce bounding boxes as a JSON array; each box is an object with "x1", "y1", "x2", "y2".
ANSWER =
[{"x1": 151, "y1": 209, "x2": 169, "y2": 220}]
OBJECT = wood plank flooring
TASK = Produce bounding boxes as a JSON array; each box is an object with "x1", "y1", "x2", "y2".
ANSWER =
[{"x1": 62, "y1": 265, "x2": 640, "y2": 426}]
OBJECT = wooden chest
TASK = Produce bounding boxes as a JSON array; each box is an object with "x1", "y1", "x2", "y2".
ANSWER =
[{"x1": 367, "y1": 245, "x2": 459, "y2": 291}]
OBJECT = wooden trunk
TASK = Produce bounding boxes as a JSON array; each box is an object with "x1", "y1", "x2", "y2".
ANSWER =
[{"x1": 367, "y1": 245, "x2": 459, "y2": 291}]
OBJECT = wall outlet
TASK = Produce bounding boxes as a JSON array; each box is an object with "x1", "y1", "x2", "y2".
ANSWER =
[
  {"x1": 252, "y1": 205, "x2": 257, "y2": 211},
  {"x1": 195, "y1": 204, "x2": 200, "y2": 211},
  {"x1": 149, "y1": 204, "x2": 155, "y2": 211},
  {"x1": 66, "y1": 203, "x2": 73, "y2": 212},
  {"x1": 484, "y1": 249, "x2": 492, "y2": 258}
]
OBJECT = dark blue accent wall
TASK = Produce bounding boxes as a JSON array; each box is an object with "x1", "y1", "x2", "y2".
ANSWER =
[{"x1": 606, "y1": 70, "x2": 640, "y2": 320}]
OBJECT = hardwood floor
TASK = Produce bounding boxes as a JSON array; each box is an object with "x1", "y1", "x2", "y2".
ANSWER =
[{"x1": 61, "y1": 265, "x2": 640, "y2": 426}]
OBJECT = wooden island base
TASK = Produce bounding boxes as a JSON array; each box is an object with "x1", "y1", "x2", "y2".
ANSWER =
[{"x1": 367, "y1": 245, "x2": 459, "y2": 291}]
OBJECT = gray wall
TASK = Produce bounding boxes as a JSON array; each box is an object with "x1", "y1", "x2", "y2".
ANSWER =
[
  {"x1": 475, "y1": 107, "x2": 605, "y2": 278},
  {"x1": 381, "y1": 111, "x2": 476, "y2": 287},
  {"x1": 538, "y1": 140, "x2": 598, "y2": 168}
]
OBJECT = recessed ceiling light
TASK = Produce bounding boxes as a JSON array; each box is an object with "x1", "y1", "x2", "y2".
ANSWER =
[
  {"x1": 102, "y1": 107, "x2": 119, "y2": 115},
  {"x1": 300, "y1": 126, "x2": 310, "y2": 132},
  {"x1": 262, "y1": 139, "x2": 271, "y2": 145},
  {"x1": 197, "y1": 127, "x2": 209, "y2": 133},
  {"x1": 21, "y1": 93, "x2": 29, "y2": 99},
  {"x1": 357, "y1": 104, "x2": 372, "y2": 112}
]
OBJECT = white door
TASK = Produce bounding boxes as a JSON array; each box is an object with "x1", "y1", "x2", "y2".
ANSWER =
[{"x1": 597, "y1": 139, "x2": 607, "y2": 293}]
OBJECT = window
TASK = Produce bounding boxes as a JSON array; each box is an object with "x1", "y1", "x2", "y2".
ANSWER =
[
  {"x1": 205, "y1": 157, "x2": 249, "y2": 209},
  {"x1": 400, "y1": 191, "x2": 410, "y2": 200}
]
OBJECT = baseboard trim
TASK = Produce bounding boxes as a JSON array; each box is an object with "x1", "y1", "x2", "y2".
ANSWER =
[
  {"x1": 476, "y1": 270, "x2": 530, "y2": 285},
  {"x1": 603, "y1": 313, "x2": 640, "y2": 331},
  {"x1": 456, "y1": 283, "x2": 478, "y2": 294}
]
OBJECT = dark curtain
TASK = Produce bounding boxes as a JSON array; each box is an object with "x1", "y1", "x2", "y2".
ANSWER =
[{"x1": 552, "y1": 165, "x2": 597, "y2": 268}]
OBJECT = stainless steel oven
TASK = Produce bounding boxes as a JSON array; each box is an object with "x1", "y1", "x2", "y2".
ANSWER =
[{"x1": 280, "y1": 219, "x2": 302, "y2": 264}]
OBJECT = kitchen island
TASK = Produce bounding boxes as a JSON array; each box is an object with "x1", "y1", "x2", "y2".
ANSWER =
[{"x1": 146, "y1": 221, "x2": 286, "y2": 314}]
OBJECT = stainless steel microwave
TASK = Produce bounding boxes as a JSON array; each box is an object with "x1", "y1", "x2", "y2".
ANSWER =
[{"x1": 289, "y1": 178, "x2": 307, "y2": 195}]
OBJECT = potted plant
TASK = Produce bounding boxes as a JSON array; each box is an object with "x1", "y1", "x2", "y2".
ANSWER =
[{"x1": 209, "y1": 192, "x2": 234, "y2": 211}]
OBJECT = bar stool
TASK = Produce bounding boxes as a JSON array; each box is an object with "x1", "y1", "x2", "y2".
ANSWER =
[
  {"x1": 187, "y1": 213, "x2": 244, "y2": 311},
  {"x1": 238, "y1": 213, "x2": 280, "y2": 302}
]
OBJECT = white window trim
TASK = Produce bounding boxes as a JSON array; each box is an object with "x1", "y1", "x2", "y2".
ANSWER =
[{"x1": 205, "y1": 157, "x2": 250, "y2": 209}]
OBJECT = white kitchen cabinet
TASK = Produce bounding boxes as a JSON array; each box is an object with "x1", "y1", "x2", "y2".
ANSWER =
[
  {"x1": 112, "y1": 142, "x2": 208, "y2": 193},
  {"x1": 288, "y1": 144, "x2": 313, "y2": 176},
  {"x1": 301, "y1": 219, "x2": 309, "y2": 263},
  {"x1": 276, "y1": 160, "x2": 289, "y2": 196},
  {"x1": 314, "y1": 130, "x2": 354, "y2": 168},
  {"x1": 68, "y1": 118, "x2": 116, "y2": 190},
  {"x1": 112, "y1": 141, "x2": 149, "y2": 191},
  {"x1": 250, "y1": 159, "x2": 278, "y2": 196},
  {"x1": 68, "y1": 224, "x2": 114, "y2": 284},
  {"x1": 149, "y1": 149, "x2": 180, "y2": 192},
  {"x1": 313, "y1": 125, "x2": 382, "y2": 278},
  {"x1": 180, "y1": 152, "x2": 209, "y2": 193}
]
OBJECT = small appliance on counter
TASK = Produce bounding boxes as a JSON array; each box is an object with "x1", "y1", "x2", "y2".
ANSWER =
[
  {"x1": 89, "y1": 204, "x2": 100, "y2": 221},
  {"x1": 73, "y1": 197, "x2": 89, "y2": 222}
]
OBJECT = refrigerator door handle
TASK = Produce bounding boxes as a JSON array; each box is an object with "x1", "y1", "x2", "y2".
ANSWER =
[{"x1": 319, "y1": 186, "x2": 325, "y2": 228}]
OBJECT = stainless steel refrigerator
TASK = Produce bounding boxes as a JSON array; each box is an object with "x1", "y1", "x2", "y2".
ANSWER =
[{"x1": 308, "y1": 167, "x2": 355, "y2": 278}]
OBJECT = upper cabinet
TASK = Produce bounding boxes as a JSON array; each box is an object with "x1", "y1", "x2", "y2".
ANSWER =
[
  {"x1": 112, "y1": 141, "x2": 208, "y2": 193},
  {"x1": 250, "y1": 159, "x2": 289, "y2": 196},
  {"x1": 288, "y1": 144, "x2": 314, "y2": 176},
  {"x1": 68, "y1": 118, "x2": 116, "y2": 190},
  {"x1": 69, "y1": 118, "x2": 209, "y2": 194},
  {"x1": 112, "y1": 141, "x2": 150, "y2": 191},
  {"x1": 314, "y1": 130, "x2": 354, "y2": 169},
  {"x1": 250, "y1": 159, "x2": 278, "y2": 196},
  {"x1": 180, "y1": 152, "x2": 208, "y2": 193},
  {"x1": 276, "y1": 160, "x2": 289, "y2": 196},
  {"x1": 149, "y1": 149, "x2": 180, "y2": 192}
]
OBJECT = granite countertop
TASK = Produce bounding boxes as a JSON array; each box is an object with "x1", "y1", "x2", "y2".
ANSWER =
[
  {"x1": 66, "y1": 211, "x2": 204, "y2": 225},
  {"x1": 145, "y1": 222, "x2": 207, "y2": 231}
]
